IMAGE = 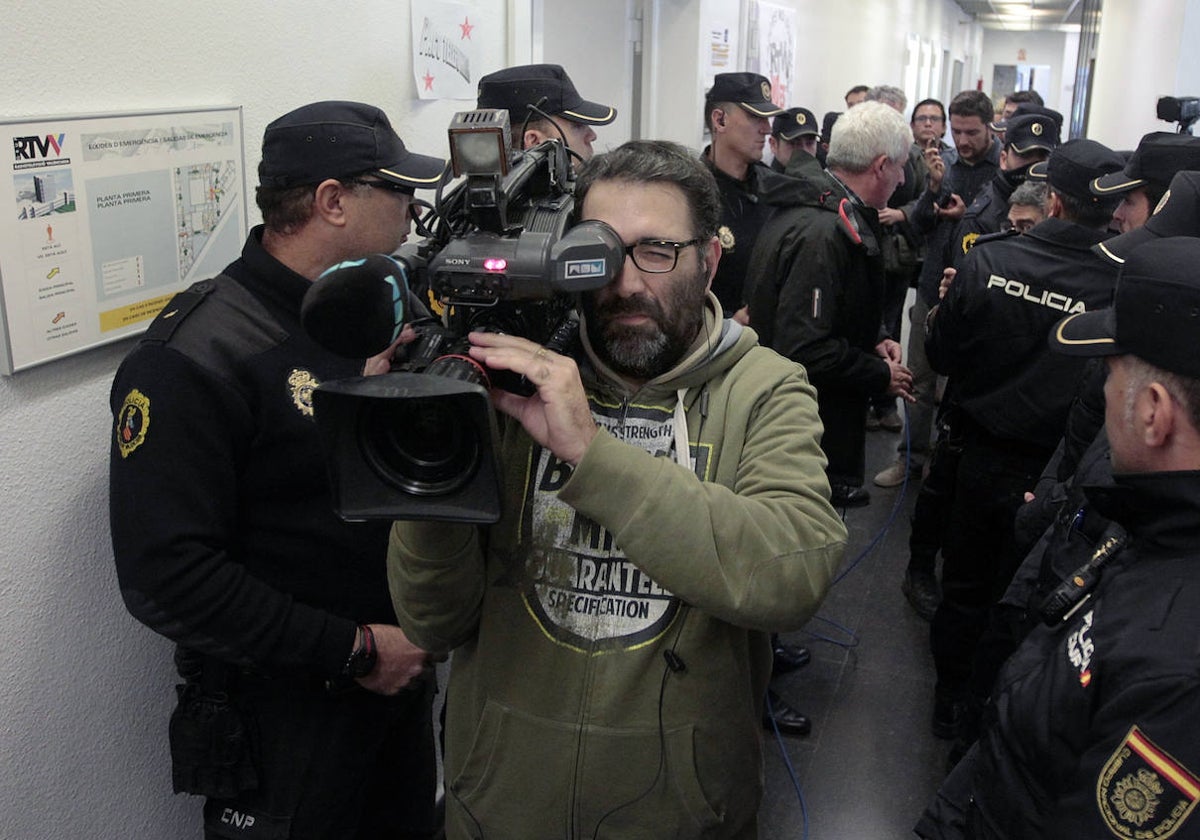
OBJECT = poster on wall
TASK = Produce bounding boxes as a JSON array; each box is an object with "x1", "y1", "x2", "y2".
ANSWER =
[
  {"x1": 704, "y1": 18, "x2": 739, "y2": 89},
  {"x1": 0, "y1": 106, "x2": 246, "y2": 375},
  {"x1": 412, "y1": 0, "x2": 484, "y2": 100},
  {"x1": 746, "y1": 1, "x2": 796, "y2": 108}
]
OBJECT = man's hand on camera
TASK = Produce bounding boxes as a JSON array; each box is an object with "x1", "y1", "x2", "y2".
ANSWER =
[
  {"x1": 467, "y1": 331, "x2": 598, "y2": 466},
  {"x1": 357, "y1": 623, "x2": 430, "y2": 695},
  {"x1": 361, "y1": 324, "x2": 419, "y2": 377}
]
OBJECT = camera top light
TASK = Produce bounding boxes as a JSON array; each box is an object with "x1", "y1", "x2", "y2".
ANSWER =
[{"x1": 449, "y1": 110, "x2": 513, "y2": 178}]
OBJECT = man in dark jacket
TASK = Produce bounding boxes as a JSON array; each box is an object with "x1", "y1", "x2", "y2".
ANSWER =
[
  {"x1": 701, "y1": 72, "x2": 784, "y2": 321},
  {"x1": 1092, "y1": 131, "x2": 1200, "y2": 238},
  {"x1": 109, "y1": 101, "x2": 446, "y2": 839},
  {"x1": 747, "y1": 100, "x2": 915, "y2": 508},
  {"x1": 950, "y1": 106, "x2": 1062, "y2": 262},
  {"x1": 924, "y1": 138, "x2": 1125, "y2": 746},
  {"x1": 767, "y1": 106, "x2": 820, "y2": 173},
  {"x1": 917, "y1": 236, "x2": 1200, "y2": 839}
]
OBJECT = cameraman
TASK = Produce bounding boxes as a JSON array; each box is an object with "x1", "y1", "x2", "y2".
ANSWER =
[
  {"x1": 109, "y1": 101, "x2": 445, "y2": 839},
  {"x1": 387, "y1": 140, "x2": 847, "y2": 838}
]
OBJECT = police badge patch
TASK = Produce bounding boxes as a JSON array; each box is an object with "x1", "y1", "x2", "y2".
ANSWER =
[
  {"x1": 1097, "y1": 725, "x2": 1200, "y2": 839},
  {"x1": 718, "y1": 225, "x2": 735, "y2": 251},
  {"x1": 961, "y1": 231, "x2": 981, "y2": 254},
  {"x1": 287, "y1": 369, "x2": 320, "y2": 417},
  {"x1": 116, "y1": 389, "x2": 150, "y2": 459}
]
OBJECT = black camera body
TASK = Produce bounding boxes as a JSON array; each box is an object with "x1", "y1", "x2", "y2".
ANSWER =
[
  {"x1": 1157, "y1": 96, "x2": 1199, "y2": 134},
  {"x1": 306, "y1": 110, "x2": 622, "y2": 524}
]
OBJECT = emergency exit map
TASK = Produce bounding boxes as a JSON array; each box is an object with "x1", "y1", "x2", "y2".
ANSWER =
[{"x1": 0, "y1": 107, "x2": 245, "y2": 374}]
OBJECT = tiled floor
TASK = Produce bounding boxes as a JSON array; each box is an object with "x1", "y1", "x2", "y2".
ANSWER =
[{"x1": 758, "y1": 427, "x2": 946, "y2": 840}]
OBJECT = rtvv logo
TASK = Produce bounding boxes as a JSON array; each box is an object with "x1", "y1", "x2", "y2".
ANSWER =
[
  {"x1": 13, "y1": 134, "x2": 65, "y2": 161},
  {"x1": 565, "y1": 259, "x2": 607, "y2": 277}
]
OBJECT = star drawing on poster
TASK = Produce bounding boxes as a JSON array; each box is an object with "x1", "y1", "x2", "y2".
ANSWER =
[{"x1": 459, "y1": 17, "x2": 474, "y2": 39}]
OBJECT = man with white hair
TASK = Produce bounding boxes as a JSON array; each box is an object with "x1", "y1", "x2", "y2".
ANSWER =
[{"x1": 747, "y1": 100, "x2": 916, "y2": 508}]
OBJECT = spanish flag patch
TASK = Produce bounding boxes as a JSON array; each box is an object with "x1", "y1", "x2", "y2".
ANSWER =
[{"x1": 1097, "y1": 725, "x2": 1200, "y2": 838}]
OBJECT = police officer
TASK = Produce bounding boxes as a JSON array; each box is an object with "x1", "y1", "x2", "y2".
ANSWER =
[
  {"x1": 1090, "y1": 130, "x2": 1200, "y2": 238},
  {"x1": 702, "y1": 72, "x2": 785, "y2": 321},
  {"x1": 767, "y1": 106, "x2": 820, "y2": 173},
  {"x1": 475, "y1": 63, "x2": 616, "y2": 165},
  {"x1": 951, "y1": 106, "x2": 1062, "y2": 262},
  {"x1": 917, "y1": 236, "x2": 1200, "y2": 839},
  {"x1": 924, "y1": 138, "x2": 1125, "y2": 746},
  {"x1": 109, "y1": 101, "x2": 445, "y2": 839}
]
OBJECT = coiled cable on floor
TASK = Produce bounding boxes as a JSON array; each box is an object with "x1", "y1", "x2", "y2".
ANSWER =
[{"x1": 769, "y1": 403, "x2": 918, "y2": 837}]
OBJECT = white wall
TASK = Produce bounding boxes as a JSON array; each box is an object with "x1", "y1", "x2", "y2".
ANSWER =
[
  {"x1": 1089, "y1": 0, "x2": 1195, "y2": 147},
  {"x1": 642, "y1": 0, "x2": 982, "y2": 152},
  {"x1": 787, "y1": 0, "x2": 983, "y2": 118},
  {"x1": 979, "y1": 28, "x2": 1074, "y2": 117}
]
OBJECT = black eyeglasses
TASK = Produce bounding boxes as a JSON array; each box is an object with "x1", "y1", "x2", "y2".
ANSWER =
[
  {"x1": 348, "y1": 178, "x2": 415, "y2": 198},
  {"x1": 623, "y1": 238, "x2": 704, "y2": 273}
]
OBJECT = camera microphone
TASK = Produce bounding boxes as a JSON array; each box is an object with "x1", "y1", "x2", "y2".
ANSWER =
[{"x1": 302, "y1": 254, "x2": 410, "y2": 358}]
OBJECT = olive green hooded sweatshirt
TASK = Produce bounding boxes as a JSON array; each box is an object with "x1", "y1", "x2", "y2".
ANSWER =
[{"x1": 388, "y1": 294, "x2": 846, "y2": 838}]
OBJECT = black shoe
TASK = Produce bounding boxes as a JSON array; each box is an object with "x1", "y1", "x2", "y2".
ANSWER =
[
  {"x1": 932, "y1": 693, "x2": 963, "y2": 740},
  {"x1": 901, "y1": 567, "x2": 941, "y2": 622},
  {"x1": 771, "y1": 640, "x2": 812, "y2": 674},
  {"x1": 763, "y1": 690, "x2": 812, "y2": 737},
  {"x1": 830, "y1": 484, "x2": 870, "y2": 508}
]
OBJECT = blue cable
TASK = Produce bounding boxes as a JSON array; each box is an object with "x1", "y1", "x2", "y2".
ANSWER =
[
  {"x1": 766, "y1": 692, "x2": 811, "y2": 840},
  {"x1": 775, "y1": 403, "x2": 919, "y2": 832},
  {"x1": 830, "y1": 402, "x2": 913, "y2": 586}
]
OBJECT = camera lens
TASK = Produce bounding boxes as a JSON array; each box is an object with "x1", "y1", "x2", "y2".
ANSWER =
[{"x1": 359, "y1": 398, "x2": 481, "y2": 496}]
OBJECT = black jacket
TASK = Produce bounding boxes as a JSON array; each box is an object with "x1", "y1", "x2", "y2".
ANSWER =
[
  {"x1": 745, "y1": 157, "x2": 889, "y2": 484},
  {"x1": 914, "y1": 139, "x2": 1003, "y2": 305},
  {"x1": 950, "y1": 167, "x2": 1032, "y2": 266},
  {"x1": 926, "y1": 217, "x2": 1119, "y2": 450},
  {"x1": 109, "y1": 227, "x2": 394, "y2": 677},
  {"x1": 703, "y1": 152, "x2": 784, "y2": 315},
  {"x1": 919, "y1": 471, "x2": 1200, "y2": 839}
]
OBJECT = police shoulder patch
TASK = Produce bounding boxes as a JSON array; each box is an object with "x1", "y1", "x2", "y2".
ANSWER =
[
  {"x1": 961, "y1": 231, "x2": 981, "y2": 254},
  {"x1": 116, "y1": 389, "x2": 150, "y2": 458},
  {"x1": 1097, "y1": 725, "x2": 1200, "y2": 839}
]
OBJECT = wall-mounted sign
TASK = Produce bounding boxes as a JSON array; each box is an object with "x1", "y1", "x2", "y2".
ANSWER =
[{"x1": 0, "y1": 106, "x2": 246, "y2": 374}]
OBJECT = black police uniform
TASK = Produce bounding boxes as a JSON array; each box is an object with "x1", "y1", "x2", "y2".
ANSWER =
[
  {"x1": 949, "y1": 167, "x2": 1031, "y2": 266},
  {"x1": 703, "y1": 152, "x2": 780, "y2": 316},
  {"x1": 917, "y1": 471, "x2": 1200, "y2": 839},
  {"x1": 109, "y1": 227, "x2": 438, "y2": 839},
  {"x1": 924, "y1": 217, "x2": 1119, "y2": 708},
  {"x1": 912, "y1": 139, "x2": 1002, "y2": 308}
]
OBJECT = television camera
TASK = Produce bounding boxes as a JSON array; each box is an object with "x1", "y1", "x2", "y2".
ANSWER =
[
  {"x1": 1158, "y1": 96, "x2": 1199, "y2": 135},
  {"x1": 301, "y1": 109, "x2": 623, "y2": 524}
]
